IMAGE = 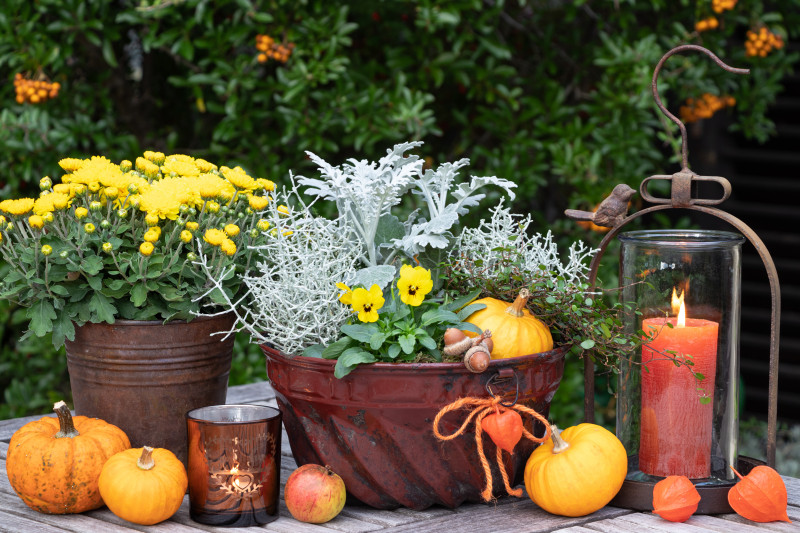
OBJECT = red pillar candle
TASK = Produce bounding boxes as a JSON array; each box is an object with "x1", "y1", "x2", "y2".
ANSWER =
[{"x1": 640, "y1": 316, "x2": 718, "y2": 478}]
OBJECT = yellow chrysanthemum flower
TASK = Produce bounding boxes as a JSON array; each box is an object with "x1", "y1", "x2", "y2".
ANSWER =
[
  {"x1": 33, "y1": 193, "x2": 70, "y2": 216},
  {"x1": 397, "y1": 264, "x2": 433, "y2": 307},
  {"x1": 195, "y1": 173, "x2": 235, "y2": 200},
  {"x1": 220, "y1": 238, "x2": 237, "y2": 256},
  {"x1": 336, "y1": 282, "x2": 353, "y2": 306},
  {"x1": 58, "y1": 158, "x2": 85, "y2": 173},
  {"x1": 28, "y1": 215, "x2": 44, "y2": 229},
  {"x1": 350, "y1": 285, "x2": 385, "y2": 323},
  {"x1": 203, "y1": 228, "x2": 226, "y2": 246},
  {"x1": 185, "y1": 221, "x2": 199, "y2": 231},
  {"x1": 75, "y1": 207, "x2": 89, "y2": 219},
  {"x1": 180, "y1": 230, "x2": 192, "y2": 243},
  {"x1": 139, "y1": 241, "x2": 154, "y2": 256},
  {"x1": 136, "y1": 157, "x2": 161, "y2": 180},
  {"x1": 162, "y1": 158, "x2": 200, "y2": 178},
  {"x1": 277, "y1": 205, "x2": 290, "y2": 216},
  {"x1": 53, "y1": 183, "x2": 71, "y2": 195},
  {"x1": 143, "y1": 228, "x2": 160, "y2": 243},
  {"x1": 257, "y1": 219, "x2": 270, "y2": 231},
  {"x1": 220, "y1": 165, "x2": 257, "y2": 192},
  {"x1": 65, "y1": 156, "x2": 125, "y2": 189},
  {"x1": 195, "y1": 158, "x2": 217, "y2": 173},
  {"x1": 0, "y1": 198, "x2": 35, "y2": 216},
  {"x1": 256, "y1": 178, "x2": 276, "y2": 192},
  {"x1": 224, "y1": 224, "x2": 240, "y2": 237},
  {"x1": 248, "y1": 195, "x2": 270, "y2": 210},
  {"x1": 138, "y1": 177, "x2": 199, "y2": 221}
]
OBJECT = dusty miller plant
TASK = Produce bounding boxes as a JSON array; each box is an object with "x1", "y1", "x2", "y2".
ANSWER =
[
  {"x1": 196, "y1": 184, "x2": 360, "y2": 356},
  {"x1": 298, "y1": 141, "x2": 517, "y2": 288}
]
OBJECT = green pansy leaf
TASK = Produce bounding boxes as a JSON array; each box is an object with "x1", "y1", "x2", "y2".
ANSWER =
[
  {"x1": 369, "y1": 332, "x2": 387, "y2": 351},
  {"x1": 387, "y1": 343, "x2": 401, "y2": 359},
  {"x1": 398, "y1": 333, "x2": 416, "y2": 354},
  {"x1": 321, "y1": 336, "x2": 354, "y2": 359},
  {"x1": 417, "y1": 335, "x2": 437, "y2": 351},
  {"x1": 302, "y1": 344, "x2": 326, "y2": 358},
  {"x1": 341, "y1": 323, "x2": 379, "y2": 343},
  {"x1": 334, "y1": 348, "x2": 376, "y2": 378}
]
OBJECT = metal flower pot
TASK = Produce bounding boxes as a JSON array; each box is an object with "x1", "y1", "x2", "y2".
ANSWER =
[
  {"x1": 65, "y1": 314, "x2": 235, "y2": 465},
  {"x1": 263, "y1": 344, "x2": 567, "y2": 510}
]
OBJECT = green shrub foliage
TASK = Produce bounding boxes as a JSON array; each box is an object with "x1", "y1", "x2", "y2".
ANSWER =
[{"x1": 2, "y1": 0, "x2": 798, "y2": 418}]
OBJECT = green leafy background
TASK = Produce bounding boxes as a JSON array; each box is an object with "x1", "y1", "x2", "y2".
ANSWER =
[{"x1": 2, "y1": 0, "x2": 799, "y2": 438}]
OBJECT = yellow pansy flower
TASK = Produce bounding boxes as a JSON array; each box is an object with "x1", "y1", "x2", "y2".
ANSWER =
[
  {"x1": 351, "y1": 284, "x2": 385, "y2": 323},
  {"x1": 336, "y1": 282, "x2": 353, "y2": 306},
  {"x1": 397, "y1": 264, "x2": 433, "y2": 307}
]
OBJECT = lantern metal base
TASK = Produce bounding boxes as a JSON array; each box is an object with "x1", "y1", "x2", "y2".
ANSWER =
[{"x1": 609, "y1": 455, "x2": 765, "y2": 514}]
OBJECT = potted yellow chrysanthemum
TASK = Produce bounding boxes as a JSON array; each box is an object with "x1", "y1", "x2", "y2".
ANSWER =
[{"x1": 0, "y1": 151, "x2": 277, "y2": 463}]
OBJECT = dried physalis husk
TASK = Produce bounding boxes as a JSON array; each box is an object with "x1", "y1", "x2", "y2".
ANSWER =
[
  {"x1": 480, "y1": 406, "x2": 523, "y2": 454},
  {"x1": 728, "y1": 465, "x2": 791, "y2": 523},
  {"x1": 652, "y1": 475, "x2": 700, "y2": 522}
]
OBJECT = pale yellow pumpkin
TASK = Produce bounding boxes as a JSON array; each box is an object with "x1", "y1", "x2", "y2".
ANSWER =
[
  {"x1": 465, "y1": 289, "x2": 553, "y2": 358},
  {"x1": 524, "y1": 423, "x2": 627, "y2": 517},
  {"x1": 98, "y1": 446, "x2": 188, "y2": 525}
]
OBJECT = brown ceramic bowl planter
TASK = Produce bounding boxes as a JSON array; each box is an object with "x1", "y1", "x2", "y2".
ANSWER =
[
  {"x1": 65, "y1": 313, "x2": 235, "y2": 466},
  {"x1": 262, "y1": 344, "x2": 568, "y2": 510}
]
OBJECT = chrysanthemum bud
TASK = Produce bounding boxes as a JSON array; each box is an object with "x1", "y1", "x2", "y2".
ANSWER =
[
  {"x1": 127, "y1": 183, "x2": 139, "y2": 194},
  {"x1": 100, "y1": 219, "x2": 111, "y2": 229},
  {"x1": 75, "y1": 207, "x2": 88, "y2": 220},
  {"x1": 43, "y1": 212, "x2": 54, "y2": 224},
  {"x1": 84, "y1": 223, "x2": 96, "y2": 234},
  {"x1": 59, "y1": 250, "x2": 69, "y2": 258},
  {"x1": 28, "y1": 215, "x2": 44, "y2": 229},
  {"x1": 120, "y1": 160, "x2": 133, "y2": 172},
  {"x1": 104, "y1": 187, "x2": 119, "y2": 200},
  {"x1": 145, "y1": 213, "x2": 159, "y2": 226},
  {"x1": 144, "y1": 228, "x2": 160, "y2": 243},
  {"x1": 257, "y1": 219, "x2": 270, "y2": 231},
  {"x1": 180, "y1": 230, "x2": 193, "y2": 243},
  {"x1": 88, "y1": 182, "x2": 101, "y2": 193},
  {"x1": 185, "y1": 221, "x2": 199, "y2": 231},
  {"x1": 179, "y1": 204, "x2": 189, "y2": 214},
  {"x1": 206, "y1": 201, "x2": 220, "y2": 214},
  {"x1": 188, "y1": 207, "x2": 197, "y2": 216},
  {"x1": 117, "y1": 208, "x2": 129, "y2": 218},
  {"x1": 250, "y1": 228, "x2": 259, "y2": 238},
  {"x1": 41, "y1": 244, "x2": 53, "y2": 256},
  {"x1": 102, "y1": 242, "x2": 113, "y2": 253},
  {"x1": 40, "y1": 177, "x2": 52, "y2": 190},
  {"x1": 139, "y1": 241, "x2": 154, "y2": 256},
  {"x1": 186, "y1": 252, "x2": 198, "y2": 261},
  {"x1": 224, "y1": 224, "x2": 240, "y2": 237},
  {"x1": 89, "y1": 201, "x2": 103, "y2": 212}
]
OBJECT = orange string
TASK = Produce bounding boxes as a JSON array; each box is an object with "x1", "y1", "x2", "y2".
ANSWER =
[{"x1": 432, "y1": 395, "x2": 551, "y2": 502}]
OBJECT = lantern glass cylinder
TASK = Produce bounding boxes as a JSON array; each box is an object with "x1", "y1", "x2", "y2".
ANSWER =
[{"x1": 617, "y1": 230, "x2": 744, "y2": 485}]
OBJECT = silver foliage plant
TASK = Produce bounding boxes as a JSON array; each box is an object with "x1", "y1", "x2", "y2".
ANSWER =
[
  {"x1": 450, "y1": 202, "x2": 597, "y2": 286},
  {"x1": 298, "y1": 141, "x2": 517, "y2": 288},
  {"x1": 196, "y1": 184, "x2": 360, "y2": 355}
]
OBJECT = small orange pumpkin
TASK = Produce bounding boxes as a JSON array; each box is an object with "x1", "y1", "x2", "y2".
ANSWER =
[
  {"x1": 6, "y1": 401, "x2": 130, "y2": 514},
  {"x1": 465, "y1": 289, "x2": 553, "y2": 358},
  {"x1": 524, "y1": 423, "x2": 627, "y2": 517},
  {"x1": 98, "y1": 446, "x2": 188, "y2": 525}
]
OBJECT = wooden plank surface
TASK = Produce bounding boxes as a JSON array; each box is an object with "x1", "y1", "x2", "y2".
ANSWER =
[{"x1": 1, "y1": 382, "x2": 798, "y2": 533}]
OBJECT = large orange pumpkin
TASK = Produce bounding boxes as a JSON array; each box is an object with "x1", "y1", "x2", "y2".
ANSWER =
[
  {"x1": 465, "y1": 288, "x2": 553, "y2": 358},
  {"x1": 6, "y1": 401, "x2": 130, "y2": 514}
]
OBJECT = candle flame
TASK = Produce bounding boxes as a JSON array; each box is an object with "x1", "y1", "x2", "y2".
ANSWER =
[
  {"x1": 230, "y1": 465, "x2": 239, "y2": 475},
  {"x1": 677, "y1": 299, "x2": 686, "y2": 328},
  {"x1": 671, "y1": 287, "x2": 684, "y2": 316}
]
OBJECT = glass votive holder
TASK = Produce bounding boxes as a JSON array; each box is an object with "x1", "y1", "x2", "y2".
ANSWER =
[{"x1": 186, "y1": 404, "x2": 282, "y2": 527}]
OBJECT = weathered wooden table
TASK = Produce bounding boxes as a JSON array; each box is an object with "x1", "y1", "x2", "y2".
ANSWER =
[{"x1": 1, "y1": 382, "x2": 798, "y2": 532}]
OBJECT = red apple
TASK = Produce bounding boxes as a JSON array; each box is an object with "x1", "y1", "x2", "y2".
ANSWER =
[{"x1": 284, "y1": 464, "x2": 346, "y2": 523}]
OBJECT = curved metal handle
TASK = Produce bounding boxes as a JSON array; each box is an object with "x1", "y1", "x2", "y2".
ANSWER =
[
  {"x1": 652, "y1": 44, "x2": 749, "y2": 171},
  {"x1": 485, "y1": 369, "x2": 520, "y2": 408}
]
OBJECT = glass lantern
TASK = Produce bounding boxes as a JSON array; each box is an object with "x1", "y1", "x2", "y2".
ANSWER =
[{"x1": 617, "y1": 230, "x2": 744, "y2": 485}]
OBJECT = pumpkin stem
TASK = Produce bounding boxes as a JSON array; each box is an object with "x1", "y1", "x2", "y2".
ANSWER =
[
  {"x1": 549, "y1": 424, "x2": 570, "y2": 454},
  {"x1": 53, "y1": 401, "x2": 80, "y2": 439},
  {"x1": 505, "y1": 288, "x2": 531, "y2": 318},
  {"x1": 137, "y1": 446, "x2": 156, "y2": 470}
]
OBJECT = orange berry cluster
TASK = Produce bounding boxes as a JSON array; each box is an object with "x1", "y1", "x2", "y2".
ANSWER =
[
  {"x1": 679, "y1": 93, "x2": 736, "y2": 124},
  {"x1": 695, "y1": 17, "x2": 719, "y2": 32},
  {"x1": 14, "y1": 74, "x2": 60, "y2": 104},
  {"x1": 255, "y1": 34, "x2": 295, "y2": 64},
  {"x1": 712, "y1": 0, "x2": 736, "y2": 13},
  {"x1": 745, "y1": 27, "x2": 784, "y2": 57}
]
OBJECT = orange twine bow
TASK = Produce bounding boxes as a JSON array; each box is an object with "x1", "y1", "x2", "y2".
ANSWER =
[{"x1": 432, "y1": 395, "x2": 550, "y2": 502}]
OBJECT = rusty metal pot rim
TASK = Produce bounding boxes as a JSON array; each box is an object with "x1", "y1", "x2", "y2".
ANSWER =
[
  {"x1": 76, "y1": 313, "x2": 232, "y2": 327},
  {"x1": 262, "y1": 343, "x2": 570, "y2": 375}
]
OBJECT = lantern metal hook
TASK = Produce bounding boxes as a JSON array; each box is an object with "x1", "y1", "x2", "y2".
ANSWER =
[{"x1": 651, "y1": 44, "x2": 749, "y2": 172}]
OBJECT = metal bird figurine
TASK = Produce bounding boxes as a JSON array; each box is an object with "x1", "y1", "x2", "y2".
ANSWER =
[{"x1": 565, "y1": 183, "x2": 636, "y2": 229}]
